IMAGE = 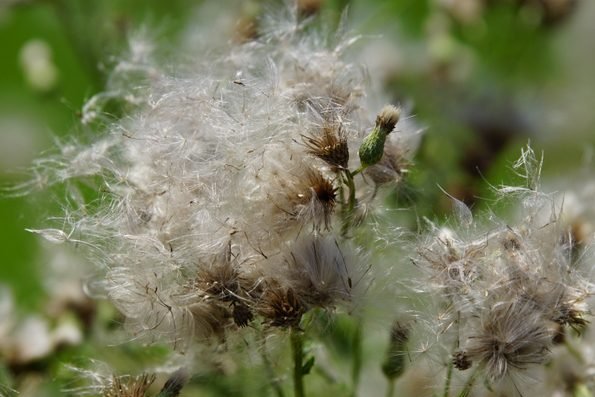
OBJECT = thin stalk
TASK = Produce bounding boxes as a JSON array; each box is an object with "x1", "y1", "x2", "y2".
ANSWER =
[
  {"x1": 291, "y1": 328, "x2": 306, "y2": 397},
  {"x1": 445, "y1": 311, "x2": 462, "y2": 397},
  {"x1": 443, "y1": 359, "x2": 454, "y2": 397},
  {"x1": 457, "y1": 367, "x2": 479, "y2": 397},
  {"x1": 562, "y1": 336, "x2": 585, "y2": 363},
  {"x1": 350, "y1": 321, "x2": 363, "y2": 397},
  {"x1": 385, "y1": 378, "x2": 395, "y2": 397},
  {"x1": 341, "y1": 169, "x2": 357, "y2": 237},
  {"x1": 260, "y1": 334, "x2": 285, "y2": 397}
]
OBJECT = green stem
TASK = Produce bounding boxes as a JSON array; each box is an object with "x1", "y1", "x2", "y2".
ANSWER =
[
  {"x1": 341, "y1": 169, "x2": 358, "y2": 237},
  {"x1": 291, "y1": 328, "x2": 306, "y2": 397},
  {"x1": 351, "y1": 166, "x2": 364, "y2": 177},
  {"x1": 443, "y1": 359, "x2": 454, "y2": 397},
  {"x1": 350, "y1": 321, "x2": 363, "y2": 397},
  {"x1": 564, "y1": 338, "x2": 585, "y2": 363},
  {"x1": 445, "y1": 311, "x2": 461, "y2": 397},
  {"x1": 385, "y1": 378, "x2": 395, "y2": 397},
  {"x1": 457, "y1": 367, "x2": 479, "y2": 397},
  {"x1": 260, "y1": 334, "x2": 285, "y2": 397}
]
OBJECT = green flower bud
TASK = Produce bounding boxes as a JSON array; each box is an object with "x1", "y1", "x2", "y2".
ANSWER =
[
  {"x1": 357, "y1": 105, "x2": 400, "y2": 170},
  {"x1": 381, "y1": 322, "x2": 409, "y2": 380}
]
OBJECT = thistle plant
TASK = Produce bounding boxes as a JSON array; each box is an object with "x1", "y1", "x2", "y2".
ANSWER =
[
  {"x1": 406, "y1": 146, "x2": 595, "y2": 396},
  {"x1": 21, "y1": 3, "x2": 421, "y2": 396},
  {"x1": 15, "y1": 2, "x2": 595, "y2": 397}
]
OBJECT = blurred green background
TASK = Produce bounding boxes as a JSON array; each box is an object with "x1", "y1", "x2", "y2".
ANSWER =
[{"x1": 1, "y1": 0, "x2": 594, "y2": 395}]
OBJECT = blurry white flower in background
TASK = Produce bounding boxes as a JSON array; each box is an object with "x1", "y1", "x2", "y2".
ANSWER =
[{"x1": 19, "y1": 39, "x2": 58, "y2": 93}]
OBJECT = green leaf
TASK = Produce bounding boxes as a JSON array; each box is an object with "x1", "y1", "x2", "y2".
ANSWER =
[{"x1": 301, "y1": 356, "x2": 315, "y2": 375}]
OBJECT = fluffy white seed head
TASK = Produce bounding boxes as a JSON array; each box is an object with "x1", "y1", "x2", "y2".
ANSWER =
[{"x1": 26, "y1": 4, "x2": 419, "y2": 349}]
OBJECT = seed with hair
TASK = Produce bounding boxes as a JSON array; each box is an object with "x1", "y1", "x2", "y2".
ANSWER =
[{"x1": 157, "y1": 369, "x2": 188, "y2": 397}]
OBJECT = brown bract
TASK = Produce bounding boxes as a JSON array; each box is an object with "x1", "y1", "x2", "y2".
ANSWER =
[
  {"x1": 104, "y1": 374, "x2": 155, "y2": 397},
  {"x1": 272, "y1": 165, "x2": 337, "y2": 231},
  {"x1": 302, "y1": 123, "x2": 349, "y2": 170},
  {"x1": 257, "y1": 282, "x2": 305, "y2": 328}
]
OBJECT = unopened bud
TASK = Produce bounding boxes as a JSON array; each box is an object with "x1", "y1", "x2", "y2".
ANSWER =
[
  {"x1": 381, "y1": 322, "x2": 409, "y2": 380},
  {"x1": 358, "y1": 105, "x2": 400, "y2": 170}
]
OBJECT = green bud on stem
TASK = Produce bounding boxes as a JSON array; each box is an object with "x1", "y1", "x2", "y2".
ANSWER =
[{"x1": 355, "y1": 105, "x2": 400, "y2": 174}]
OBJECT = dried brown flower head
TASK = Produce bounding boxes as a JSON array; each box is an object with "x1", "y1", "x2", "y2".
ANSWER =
[
  {"x1": 194, "y1": 255, "x2": 241, "y2": 302},
  {"x1": 274, "y1": 165, "x2": 337, "y2": 230},
  {"x1": 257, "y1": 282, "x2": 305, "y2": 328},
  {"x1": 551, "y1": 300, "x2": 589, "y2": 333},
  {"x1": 231, "y1": 302, "x2": 254, "y2": 327},
  {"x1": 302, "y1": 123, "x2": 349, "y2": 170}
]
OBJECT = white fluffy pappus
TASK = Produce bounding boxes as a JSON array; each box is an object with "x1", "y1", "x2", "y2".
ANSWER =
[{"x1": 25, "y1": 3, "x2": 419, "y2": 349}]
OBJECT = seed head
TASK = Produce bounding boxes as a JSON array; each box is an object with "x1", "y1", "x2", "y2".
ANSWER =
[
  {"x1": 257, "y1": 282, "x2": 305, "y2": 328},
  {"x1": 231, "y1": 302, "x2": 254, "y2": 327},
  {"x1": 286, "y1": 236, "x2": 353, "y2": 308},
  {"x1": 272, "y1": 165, "x2": 337, "y2": 231},
  {"x1": 466, "y1": 301, "x2": 553, "y2": 382},
  {"x1": 193, "y1": 250, "x2": 242, "y2": 303},
  {"x1": 302, "y1": 123, "x2": 349, "y2": 170}
]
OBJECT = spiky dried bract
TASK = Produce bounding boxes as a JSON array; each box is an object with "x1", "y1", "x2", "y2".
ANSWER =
[
  {"x1": 257, "y1": 282, "x2": 305, "y2": 328},
  {"x1": 302, "y1": 123, "x2": 349, "y2": 170},
  {"x1": 264, "y1": 162, "x2": 338, "y2": 232},
  {"x1": 157, "y1": 369, "x2": 187, "y2": 397},
  {"x1": 104, "y1": 373, "x2": 155, "y2": 397},
  {"x1": 466, "y1": 301, "x2": 553, "y2": 382},
  {"x1": 294, "y1": 167, "x2": 337, "y2": 231}
]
